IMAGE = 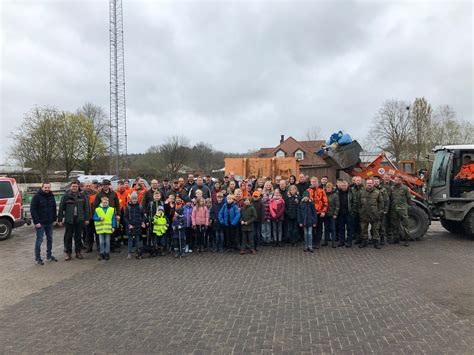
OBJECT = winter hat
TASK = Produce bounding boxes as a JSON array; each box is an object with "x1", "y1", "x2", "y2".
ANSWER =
[
  {"x1": 252, "y1": 191, "x2": 261, "y2": 198},
  {"x1": 130, "y1": 191, "x2": 138, "y2": 199},
  {"x1": 158, "y1": 205, "x2": 164, "y2": 211}
]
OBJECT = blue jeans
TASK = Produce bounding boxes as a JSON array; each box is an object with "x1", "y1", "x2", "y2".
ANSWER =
[
  {"x1": 337, "y1": 213, "x2": 354, "y2": 244},
  {"x1": 323, "y1": 216, "x2": 336, "y2": 242},
  {"x1": 35, "y1": 223, "x2": 53, "y2": 261},
  {"x1": 214, "y1": 228, "x2": 224, "y2": 251},
  {"x1": 303, "y1": 226, "x2": 313, "y2": 249},
  {"x1": 261, "y1": 221, "x2": 271, "y2": 243},
  {"x1": 98, "y1": 234, "x2": 111, "y2": 255},
  {"x1": 272, "y1": 220, "x2": 283, "y2": 242},
  {"x1": 127, "y1": 229, "x2": 142, "y2": 254}
]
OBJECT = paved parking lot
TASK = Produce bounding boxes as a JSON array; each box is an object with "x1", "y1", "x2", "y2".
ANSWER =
[{"x1": 0, "y1": 223, "x2": 473, "y2": 354}]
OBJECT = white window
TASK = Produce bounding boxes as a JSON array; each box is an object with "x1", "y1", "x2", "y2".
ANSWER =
[
  {"x1": 275, "y1": 150, "x2": 285, "y2": 158},
  {"x1": 295, "y1": 150, "x2": 304, "y2": 160}
]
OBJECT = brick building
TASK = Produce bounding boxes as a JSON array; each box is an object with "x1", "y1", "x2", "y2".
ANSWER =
[{"x1": 253, "y1": 135, "x2": 337, "y2": 181}]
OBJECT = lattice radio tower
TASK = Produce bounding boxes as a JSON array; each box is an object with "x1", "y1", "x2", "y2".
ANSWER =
[{"x1": 109, "y1": 0, "x2": 128, "y2": 177}]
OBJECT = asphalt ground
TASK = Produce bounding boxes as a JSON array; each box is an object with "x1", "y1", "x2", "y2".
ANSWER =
[{"x1": 0, "y1": 222, "x2": 473, "y2": 354}]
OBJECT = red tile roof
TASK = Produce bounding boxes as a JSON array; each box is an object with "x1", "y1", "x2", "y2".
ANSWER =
[{"x1": 253, "y1": 136, "x2": 327, "y2": 167}]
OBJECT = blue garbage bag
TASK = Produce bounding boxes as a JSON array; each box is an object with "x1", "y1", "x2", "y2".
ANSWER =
[{"x1": 338, "y1": 133, "x2": 352, "y2": 145}]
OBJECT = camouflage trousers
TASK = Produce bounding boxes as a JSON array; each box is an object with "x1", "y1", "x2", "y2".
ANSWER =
[
  {"x1": 360, "y1": 217, "x2": 380, "y2": 241},
  {"x1": 391, "y1": 207, "x2": 410, "y2": 241}
]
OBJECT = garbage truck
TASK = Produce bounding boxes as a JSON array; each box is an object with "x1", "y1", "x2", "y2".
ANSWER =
[{"x1": 322, "y1": 141, "x2": 474, "y2": 238}]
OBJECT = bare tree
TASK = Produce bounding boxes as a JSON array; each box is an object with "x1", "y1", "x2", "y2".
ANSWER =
[
  {"x1": 56, "y1": 112, "x2": 83, "y2": 178},
  {"x1": 77, "y1": 114, "x2": 107, "y2": 174},
  {"x1": 430, "y1": 105, "x2": 473, "y2": 145},
  {"x1": 305, "y1": 126, "x2": 322, "y2": 141},
  {"x1": 190, "y1": 142, "x2": 214, "y2": 173},
  {"x1": 411, "y1": 97, "x2": 432, "y2": 162},
  {"x1": 11, "y1": 106, "x2": 61, "y2": 180},
  {"x1": 159, "y1": 136, "x2": 191, "y2": 177},
  {"x1": 368, "y1": 99, "x2": 411, "y2": 162}
]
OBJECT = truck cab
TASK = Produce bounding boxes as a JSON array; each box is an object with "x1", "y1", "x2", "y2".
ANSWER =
[
  {"x1": 426, "y1": 145, "x2": 474, "y2": 235},
  {"x1": 0, "y1": 177, "x2": 26, "y2": 240}
]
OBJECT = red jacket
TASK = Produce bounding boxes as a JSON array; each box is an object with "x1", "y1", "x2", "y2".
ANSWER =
[
  {"x1": 269, "y1": 198, "x2": 285, "y2": 221},
  {"x1": 306, "y1": 186, "x2": 328, "y2": 214}
]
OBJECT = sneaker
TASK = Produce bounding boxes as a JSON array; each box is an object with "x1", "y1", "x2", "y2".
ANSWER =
[
  {"x1": 127, "y1": 254, "x2": 132, "y2": 259},
  {"x1": 65, "y1": 253, "x2": 72, "y2": 261},
  {"x1": 105, "y1": 254, "x2": 110, "y2": 260},
  {"x1": 98, "y1": 254, "x2": 104, "y2": 260},
  {"x1": 240, "y1": 249, "x2": 246, "y2": 255},
  {"x1": 251, "y1": 249, "x2": 257, "y2": 255},
  {"x1": 136, "y1": 255, "x2": 142, "y2": 260},
  {"x1": 46, "y1": 256, "x2": 58, "y2": 262},
  {"x1": 303, "y1": 248, "x2": 308, "y2": 252},
  {"x1": 35, "y1": 259, "x2": 44, "y2": 265},
  {"x1": 309, "y1": 248, "x2": 314, "y2": 253}
]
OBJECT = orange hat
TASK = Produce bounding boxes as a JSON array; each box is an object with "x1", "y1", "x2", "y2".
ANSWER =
[{"x1": 252, "y1": 191, "x2": 261, "y2": 198}]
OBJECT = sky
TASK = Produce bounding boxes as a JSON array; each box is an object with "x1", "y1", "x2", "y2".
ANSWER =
[{"x1": 0, "y1": 0, "x2": 472, "y2": 164}]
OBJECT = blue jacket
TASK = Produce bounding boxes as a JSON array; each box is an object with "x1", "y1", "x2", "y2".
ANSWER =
[
  {"x1": 218, "y1": 201, "x2": 241, "y2": 226},
  {"x1": 30, "y1": 189, "x2": 57, "y2": 225},
  {"x1": 124, "y1": 202, "x2": 145, "y2": 228},
  {"x1": 93, "y1": 206, "x2": 117, "y2": 228},
  {"x1": 297, "y1": 200, "x2": 317, "y2": 227},
  {"x1": 183, "y1": 204, "x2": 193, "y2": 228}
]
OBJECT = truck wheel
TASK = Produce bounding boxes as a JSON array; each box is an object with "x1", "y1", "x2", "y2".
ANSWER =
[
  {"x1": 440, "y1": 218, "x2": 464, "y2": 234},
  {"x1": 462, "y1": 210, "x2": 474, "y2": 237},
  {"x1": 408, "y1": 205, "x2": 430, "y2": 240},
  {"x1": 0, "y1": 218, "x2": 13, "y2": 241}
]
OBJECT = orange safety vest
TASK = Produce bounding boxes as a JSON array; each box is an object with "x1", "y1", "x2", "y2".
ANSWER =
[
  {"x1": 306, "y1": 186, "x2": 328, "y2": 214},
  {"x1": 455, "y1": 163, "x2": 474, "y2": 180},
  {"x1": 116, "y1": 188, "x2": 131, "y2": 211}
]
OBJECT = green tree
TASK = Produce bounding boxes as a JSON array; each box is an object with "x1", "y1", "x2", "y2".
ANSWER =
[{"x1": 56, "y1": 112, "x2": 83, "y2": 178}]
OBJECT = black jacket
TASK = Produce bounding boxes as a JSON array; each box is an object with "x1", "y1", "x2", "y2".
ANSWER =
[
  {"x1": 30, "y1": 189, "x2": 57, "y2": 225},
  {"x1": 285, "y1": 195, "x2": 300, "y2": 220},
  {"x1": 124, "y1": 202, "x2": 145, "y2": 228}
]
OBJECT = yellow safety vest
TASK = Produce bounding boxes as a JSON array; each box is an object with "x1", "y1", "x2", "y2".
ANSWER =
[
  {"x1": 95, "y1": 207, "x2": 115, "y2": 234},
  {"x1": 153, "y1": 213, "x2": 168, "y2": 236}
]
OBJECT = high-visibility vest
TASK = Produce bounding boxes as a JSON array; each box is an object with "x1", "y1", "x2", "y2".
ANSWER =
[
  {"x1": 95, "y1": 207, "x2": 115, "y2": 234},
  {"x1": 153, "y1": 213, "x2": 168, "y2": 236}
]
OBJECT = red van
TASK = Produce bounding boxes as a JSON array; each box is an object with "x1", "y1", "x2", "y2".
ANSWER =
[{"x1": 0, "y1": 177, "x2": 25, "y2": 240}]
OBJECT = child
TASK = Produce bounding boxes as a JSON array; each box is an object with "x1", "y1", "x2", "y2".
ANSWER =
[
  {"x1": 210, "y1": 192, "x2": 225, "y2": 252},
  {"x1": 260, "y1": 192, "x2": 272, "y2": 245},
  {"x1": 183, "y1": 196, "x2": 194, "y2": 253},
  {"x1": 298, "y1": 191, "x2": 317, "y2": 252},
  {"x1": 93, "y1": 196, "x2": 116, "y2": 260},
  {"x1": 218, "y1": 194, "x2": 241, "y2": 250},
  {"x1": 269, "y1": 189, "x2": 285, "y2": 247},
  {"x1": 205, "y1": 198, "x2": 213, "y2": 250},
  {"x1": 152, "y1": 206, "x2": 168, "y2": 256},
  {"x1": 164, "y1": 194, "x2": 176, "y2": 252},
  {"x1": 175, "y1": 195, "x2": 184, "y2": 210},
  {"x1": 251, "y1": 191, "x2": 263, "y2": 250},
  {"x1": 124, "y1": 192, "x2": 146, "y2": 259},
  {"x1": 192, "y1": 197, "x2": 209, "y2": 252},
  {"x1": 285, "y1": 185, "x2": 300, "y2": 246},
  {"x1": 173, "y1": 207, "x2": 187, "y2": 258},
  {"x1": 145, "y1": 192, "x2": 164, "y2": 254},
  {"x1": 240, "y1": 197, "x2": 257, "y2": 255}
]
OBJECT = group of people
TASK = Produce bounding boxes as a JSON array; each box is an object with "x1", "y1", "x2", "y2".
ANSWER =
[{"x1": 30, "y1": 171, "x2": 412, "y2": 264}]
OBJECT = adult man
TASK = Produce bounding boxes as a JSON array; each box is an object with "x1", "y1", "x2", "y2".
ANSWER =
[
  {"x1": 351, "y1": 176, "x2": 363, "y2": 244},
  {"x1": 184, "y1": 174, "x2": 195, "y2": 193},
  {"x1": 171, "y1": 179, "x2": 184, "y2": 199},
  {"x1": 273, "y1": 176, "x2": 282, "y2": 190},
  {"x1": 336, "y1": 180, "x2": 356, "y2": 247},
  {"x1": 390, "y1": 175, "x2": 412, "y2": 246},
  {"x1": 188, "y1": 176, "x2": 211, "y2": 199},
  {"x1": 58, "y1": 181, "x2": 90, "y2": 260},
  {"x1": 319, "y1": 176, "x2": 328, "y2": 190},
  {"x1": 455, "y1": 155, "x2": 474, "y2": 180},
  {"x1": 159, "y1": 178, "x2": 172, "y2": 200},
  {"x1": 221, "y1": 175, "x2": 230, "y2": 191},
  {"x1": 374, "y1": 177, "x2": 390, "y2": 245},
  {"x1": 307, "y1": 177, "x2": 328, "y2": 249},
  {"x1": 85, "y1": 182, "x2": 98, "y2": 253},
  {"x1": 30, "y1": 182, "x2": 58, "y2": 265},
  {"x1": 115, "y1": 180, "x2": 131, "y2": 245},
  {"x1": 357, "y1": 178, "x2": 384, "y2": 249},
  {"x1": 178, "y1": 177, "x2": 185, "y2": 190},
  {"x1": 296, "y1": 173, "x2": 310, "y2": 196},
  {"x1": 94, "y1": 179, "x2": 121, "y2": 251},
  {"x1": 142, "y1": 179, "x2": 160, "y2": 209},
  {"x1": 381, "y1": 174, "x2": 394, "y2": 240},
  {"x1": 204, "y1": 175, "x2": 214, "y2": 190}
]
